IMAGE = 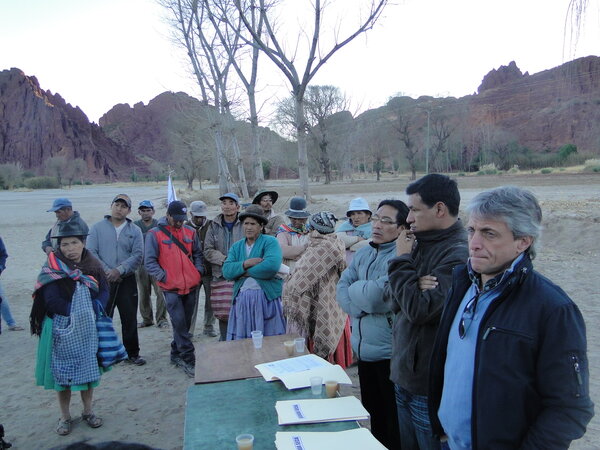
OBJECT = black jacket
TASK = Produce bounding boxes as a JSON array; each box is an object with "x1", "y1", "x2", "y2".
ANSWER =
[
  {"x1": 428, "y1": 256, "x2": 594, "y2": 449},
  {"x1": 387, "y1": 220, "x2": 468, "y2": 395}
]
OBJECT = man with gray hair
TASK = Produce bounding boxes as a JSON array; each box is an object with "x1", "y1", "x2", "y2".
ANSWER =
[{"x1": 428, "y1": 186, "x2": 594, "y2": 449}]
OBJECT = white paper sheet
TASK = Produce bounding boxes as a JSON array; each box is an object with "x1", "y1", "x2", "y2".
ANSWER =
[
  {"x1": 275, "y1": 428, "x2": 388, "y2": 450},
  {"x1": 276, "y1": 396, "x2": 369, "y2": 425},
  {"x1": 255, "y1": 354, "x2": 351, "y2": 389}
]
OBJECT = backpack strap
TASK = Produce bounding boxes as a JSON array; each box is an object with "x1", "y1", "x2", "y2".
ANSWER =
[{"x1": 158, "y1": 224, "x2": 192, "y2": 259}]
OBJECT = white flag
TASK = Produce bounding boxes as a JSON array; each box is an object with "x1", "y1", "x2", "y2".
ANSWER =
[{"x1": 167, "y1": 174, "x2": 177, "y2": 204}]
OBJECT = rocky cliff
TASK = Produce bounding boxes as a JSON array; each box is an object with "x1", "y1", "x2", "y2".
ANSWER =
[{"x1": 0, "y1": 68, "x2": 128, "y2": 179}]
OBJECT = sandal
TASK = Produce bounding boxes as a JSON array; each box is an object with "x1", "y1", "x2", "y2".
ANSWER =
[
  {"x1": 82, "y1": 412, "x2": 103, "y2": 428},
  {"x1": 56, "y1": 417, "x2": 72, "y2": 436}
]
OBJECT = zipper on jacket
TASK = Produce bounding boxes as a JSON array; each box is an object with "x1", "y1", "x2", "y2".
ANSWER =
[
  {"x1": 482, "y1": 326, "x2": 534, "y2": 341},
  {"x1": 571, "y1": 354, "x2": 583, "y2": 397},
  {"x1": 357, "y1": 316, "x2": 363, "y2": 361}
]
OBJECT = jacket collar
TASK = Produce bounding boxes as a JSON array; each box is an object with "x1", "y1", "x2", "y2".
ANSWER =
[
  {"x1": 467, "y1": 252, "x2": 532, "y2": 293},
  {"x1": 413, "y1": 219, "x2": 465, "y2": 244}
]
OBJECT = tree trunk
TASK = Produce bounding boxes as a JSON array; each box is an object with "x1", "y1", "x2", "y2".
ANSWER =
[
  {"x1": 248, "y1": 90, "x2": 264, "y2": 188},
  {"x1": 230, "y1": 133, "x2": 250, "y2": 199},
  {"x1": 294, "y1": 95, "x2": 311, "y2": 200},
  {"x1": 214, "y1": 126, "x2": 233, "y2": 195}
]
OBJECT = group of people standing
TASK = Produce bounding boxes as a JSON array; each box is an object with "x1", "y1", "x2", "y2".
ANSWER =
[{"x1": 3, "y1": 174, "x2": 592, "y2": 447}]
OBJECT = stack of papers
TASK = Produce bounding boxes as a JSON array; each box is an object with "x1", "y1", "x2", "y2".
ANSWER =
[
  {"x1": 275, "y1": 428, "x2": 387, "y2": 450},
  {"x1": 275, "y1": 396, "x2": 369, "y2": 425},
  {"x1": 255, "y1": 354, "x2": 351, "y2": 390}
]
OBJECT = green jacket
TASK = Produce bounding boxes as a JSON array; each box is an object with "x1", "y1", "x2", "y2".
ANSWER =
[{"x1": 222, "y1": 233, "x2": 283, "y2": 301}]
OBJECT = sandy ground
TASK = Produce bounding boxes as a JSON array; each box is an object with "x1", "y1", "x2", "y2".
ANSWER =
[{"x1": 0, "y1": 173, "x2": 599, "y2": 449}]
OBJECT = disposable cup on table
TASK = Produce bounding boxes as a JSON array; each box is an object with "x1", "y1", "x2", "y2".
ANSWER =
[
  {"x1": 236, "y1": 433, "x2": 254, "y2": 450},
  {"x1": 294, "y1": 337, "x2": 305, "y2": 354},
  {"x1": 283, "y1": 340, "x2": 295, "y2": 356},
  {"x1": 310, "y1": 376, "x2": 323, "y2": 395},
  {"x1": 250, "y1": 330, "x2": 263, "y2": 349},
  {"x1": 325, "y1": 380, "x2": 339, "y2": 398}
]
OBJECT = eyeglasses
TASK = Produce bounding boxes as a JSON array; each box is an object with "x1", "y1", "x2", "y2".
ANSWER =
[
  {"x1": 371, "y1": 215, "x2": 396, "y2": 225},
  {"x1": 458, "y1": 292, "x2": 480, "y2": 339}
]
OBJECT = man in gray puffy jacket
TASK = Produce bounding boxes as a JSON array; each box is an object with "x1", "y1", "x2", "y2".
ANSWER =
[{"x1": 337, "y1": 199, "x2": 409, "y2": 450}]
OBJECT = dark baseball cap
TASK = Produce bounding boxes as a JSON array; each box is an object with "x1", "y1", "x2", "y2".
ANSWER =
[{"x1": 167, "y1": 200, "x2": 188, "y2": 221}]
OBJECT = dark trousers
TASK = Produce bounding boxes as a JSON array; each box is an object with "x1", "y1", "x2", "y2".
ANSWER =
[
  {"x1": 107, "y1": 276, "x2": 140, "y2": 359},
  {"x1": 358, "y1": 359, "x2": 402, "y2": 450},
  {"x1": 164, "y1": 289, "x2": 197, "y2": 364}
]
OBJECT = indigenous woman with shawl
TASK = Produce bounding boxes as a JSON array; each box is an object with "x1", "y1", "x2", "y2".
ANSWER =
[
  {"x1": 30, "y1": 221, "x2": 109, "y2": 436},
  {"x1": 283, "y1": 212, "x2": 353, "y2": 368},
  {"x1": 223, "y1": 205, "x2": 286, "y2": 339},
  {"x1": 336, "y1": 197, "x2": 372, "y2": 265},
  {"x1": 276, "y1": 197, "x2": 311, "y2": 272}
]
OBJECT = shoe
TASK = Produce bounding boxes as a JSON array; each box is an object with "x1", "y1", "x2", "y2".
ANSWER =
[
  {"x1": 81, "y1": 412, "x2": 103, "y2": 428},
  {"x1": 181, "y1": 361, "x2": 195, "y2": 378},
  {"x1": 56, "y1": 417, "x2": 72, "y2": 436},
  {"x1": 8, "y1": 325, "x2": 24, "y2": 331},
  {"x1": 170, "y1": 355, "x2": 183, "y2": 366},
  {"x1": 127, "y1": 355, "x2": 147, "y2": 366},
  {"x1": 157, "y1": 320, "x2": 169, "y2": 329},
  {"x1": 203, "y1": 328, "x2": 218, "y2": 337},
  {"x1": 138, "y1": 321, "x2": 153, "y2": 328}
]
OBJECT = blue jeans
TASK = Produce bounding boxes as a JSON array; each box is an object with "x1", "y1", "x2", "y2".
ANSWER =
[
  {"x1": 395, "y1": 384, "x2": 441, "y2": 450},
  {"x1": 0, "y1": 282, "x2": 16, "y2": 327}
]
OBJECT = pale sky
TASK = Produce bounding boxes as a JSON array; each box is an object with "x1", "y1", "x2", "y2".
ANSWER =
[{"x1": 1, "y1": 0, "x2": 599, "y2": 124}]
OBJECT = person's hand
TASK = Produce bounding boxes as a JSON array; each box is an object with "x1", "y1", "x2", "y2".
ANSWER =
[
  {"x1": 45, "y1": 247, "x2": 53, "y2": 255},
  {"x1": 396, "y1": 229, "x2": 415, "y2": 255},
  {"x1": 243, "y1": 258, "x2": 263, "y2": 270},
  {"x1": 106, "y1": 268, "x2": 122, "y2": 283},
  {"x1": 418, "y1": 275, "x2": 438, "y2": 292}
]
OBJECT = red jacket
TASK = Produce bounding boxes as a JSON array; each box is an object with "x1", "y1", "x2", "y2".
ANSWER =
[{"x1": 145, "y1": 222, "x2": 202, "y2": 295}]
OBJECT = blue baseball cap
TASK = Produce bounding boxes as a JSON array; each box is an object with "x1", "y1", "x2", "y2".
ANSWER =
[
  {"x1": 138, "y1": 200, "x2": 155, "y2": 209},
  {"x1": 47, "y1": 198, "x2": 72, "y2": 212},
  {"x1": 219, "y1": 192, "x2": 240, "y2": 204}
]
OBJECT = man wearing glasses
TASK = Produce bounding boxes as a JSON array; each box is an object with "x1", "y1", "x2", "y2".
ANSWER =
[
  {"x1": 387, "y1": 174, "x2": 468, "y2": 449},
  {"x1": 428, "y1": 186, "x2": 593, "y2": 449},
  {"x1": 337, "y1": 199, "x2": 409, "y2": 450}
]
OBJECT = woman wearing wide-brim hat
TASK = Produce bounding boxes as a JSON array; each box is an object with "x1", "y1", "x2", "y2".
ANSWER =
[
  {"x1": 30, "y1": 221, "x2": 109, "y2": 436},
  {"x1": 276, "y1": 197, "x2": 311, "y2": 272},
  {"x1": 252, "y1": 190, "x2": 285, "y2": 236},
  {"x1": 336, "y1": 197, "x2": 373, "y2": 265},
  {"x1": 222, "y1": 205, "x2": 286, "y2": 339}
]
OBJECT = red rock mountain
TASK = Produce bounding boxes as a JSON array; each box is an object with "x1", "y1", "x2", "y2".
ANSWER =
[
  {"x1": 0, "y1": 67, "x2": 127, "y2": 179},
  {"x1": 1, "y1": 56, "x2": 600, "y2": 180}
]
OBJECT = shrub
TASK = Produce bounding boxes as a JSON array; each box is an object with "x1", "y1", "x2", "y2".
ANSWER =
[
  {"x1": 558, "y1": 144, "x2": 577, "y2": 161},
  {"x1": 24, "y1": 176, "x2": 60, "y2": 189},
  {"x1": 540, "y1": 168, "x2": 552, "y2": 174},
  {"x1": 509, "y1": 167, "x2": 519, "y2": 174},
  {"x1": 458, "y1": 172, "x2": 465, "y2": 177},
  {"x1": 584, "y1": 159, "x2": 600, "y2": 173}
]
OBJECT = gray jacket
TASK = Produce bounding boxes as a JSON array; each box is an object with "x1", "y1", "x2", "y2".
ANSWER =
[
  {"x1": 42, "y1": 211, "x2": 89, "y2": 253},
  {"x1": 203, "y1": 213, "x2": 243, "y2": 279},
  {"x1": 337, "y1": 240, "x2": 397, "y2": 362},
  {"x1": 87, "y1": 216, "x2": 143, "y2": 277},
  {"x1": 387, "y1": 220, "x2": 468, "y2": 395}
]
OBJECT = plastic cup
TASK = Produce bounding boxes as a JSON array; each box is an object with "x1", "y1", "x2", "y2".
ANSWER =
[
  {"x1": 236, "y1": 433, "x2": 254, "y2": 450},
  {"x1": 284, "y1": 340, "x2": 295, "y2": 356},
  {"x1": 325, "y1": 380, "x2": 339, "y2": 398},
  {"x1": 310, "y1": 376, "x2": 323, "y2": 395},
  {"x1": 251, "y1": 330, "x2": 263, "y2": 349},
  {"x1": 294, "y1": 337, "x2": 305, "y2": 354}
]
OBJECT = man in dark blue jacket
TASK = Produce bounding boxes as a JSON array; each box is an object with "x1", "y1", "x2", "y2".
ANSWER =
[{"x1": 429, "y1": 186, "x2": 594, "y2": 449}]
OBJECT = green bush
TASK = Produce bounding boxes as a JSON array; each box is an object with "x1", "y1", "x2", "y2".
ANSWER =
[
  {"x1": 24, "y1": 176, "x2": 60, "y2": 189},
  {"x1": 540, "y1": 168, "x2": 552, "y2": 174},
  {"x1": 558, "y1": 144, "x2": 577, "y2": 161},
  {"x1": 458, "y1": 172, "x2": 465, "y2": 177}
]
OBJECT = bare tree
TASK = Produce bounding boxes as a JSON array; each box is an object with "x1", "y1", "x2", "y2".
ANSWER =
[
  {"x1": 204, "y1": 0, "x2": 265, "y2": 190},
  {"x1": 162, "y1": 0, "x2": 239, "y2": 195},
  {"x1": 429, "y1": 116, "x2": 453, "y2": 172},
  {"x1": 233, "y1": 0, "x2": 389, "y2": 199},
  {"x1": 274, "y1": 85, "x2": 350, "y2": 184},
  {"x1": 388, "y1": 110, "x2": 419, "y2": 180},
  {"x1": 45, "y1": 156, "x2": 69, "y2": 187}
]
